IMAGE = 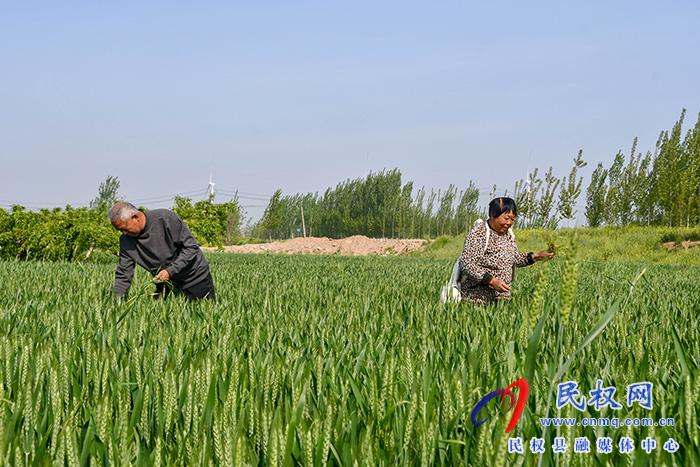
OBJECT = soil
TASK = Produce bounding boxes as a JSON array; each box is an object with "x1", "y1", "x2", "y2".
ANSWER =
[
  {"x1": 661, "y1": 240, "x2": 700, "y2": 251},
  {"x1": 202, "y1": 235, "x2": 427, "y2": 256}
]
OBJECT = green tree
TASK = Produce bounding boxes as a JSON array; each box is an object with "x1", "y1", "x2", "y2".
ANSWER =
[
  {"x1": 425, "y1": 189, "x2": 436, "y2": 238},
  {"x1": 436, "y1": 184, "x2": 456, "y2": 236},
  {"x1": 0, "y1": 205, "x2": 119, "y2": 261},
  {"x1": 172, "y1": 195, "x2": 243, "y2": 247},
  {"x1": 585, "y1": 162, "x2": 608, "y2": 227},
  {"x1": 678, "y1": 112, "x2": 700, "y2": 226},
  {"x1": 652, "y1": 109, "x2": 686, "y2": 226},
  {"x1": 454, "y1": 182, "x2": 480, "y2": 235},
  {"x1": 398, "y1": 181, "x2": 413, "y2": 238},
  {"x1": 90, "y1": 175, "x2": 121, "y2": 210},
  {"x1": 412, "y1": 187, "x2": 426, "y2": 238},
  {"x1": 380, "y1": 169, "x2": 402, "y2": 238},
  {"x1": 635, "y1": 150, "x2": 654, "y2": 226},
  {"x1": 558, "y1": 151, "x2": 587, "y2": 226},
  {"x1": 535, "y1": 166, "x2": 560, "y2": 228},
  {"x1": 514, "y1": 169, "x2": 542, "y2": 227},
  {"x1": 603, "y1": 151, "x2": 625, "y2": 225},
  {"x1": 261, "y1": 189, "x2": 284, "y2": 240},
  {"x1": 617, "y1": 137, "x2": 655, "y2": 226}
]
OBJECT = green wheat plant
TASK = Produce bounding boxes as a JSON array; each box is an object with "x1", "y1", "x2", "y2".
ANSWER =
[{"x1": 0, "y1": 252, "x2": 698, "y2": 465}]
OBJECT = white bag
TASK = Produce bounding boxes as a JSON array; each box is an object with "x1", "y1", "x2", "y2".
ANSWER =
[{"x1": 440, "y1": 259, "x2": 463, "y2": 304}]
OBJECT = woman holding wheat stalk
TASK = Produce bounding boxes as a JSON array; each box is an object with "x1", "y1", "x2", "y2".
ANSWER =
[{"x1": 459, "y1": 197, "x2": 554, "y2": 304}]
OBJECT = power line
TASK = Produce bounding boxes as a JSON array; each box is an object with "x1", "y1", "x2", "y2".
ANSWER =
[
  {"x1": 236, "y1": 195, "x2": 270, "y2": 201},
  {"x1": 130, "y1": 189, "x2": 205, "y2": 203},
  {"x1": 0, "y1": 188, "x2": 212, "y2": 209},
  {"x1": 213, "y1": 186, "x2": 271, "y2": 196},
  {"x1": 215, "y1": 188, "x2": 270, "y2": 200},
  {"x1": 236, "y1": 191, "x2": 273, "y2": 198},
  {"x1": 0, "y1": 199, "x2": 89, "y2": 207}
]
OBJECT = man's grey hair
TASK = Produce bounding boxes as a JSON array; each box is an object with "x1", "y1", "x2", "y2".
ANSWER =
[{"x1": 108, "y1": 202, "x2": 139, "y2": 223}]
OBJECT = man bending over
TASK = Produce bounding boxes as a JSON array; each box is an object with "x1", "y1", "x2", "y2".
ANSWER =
[{"x1": 109, "y1": 202, "x2": 215, "y2": 300}]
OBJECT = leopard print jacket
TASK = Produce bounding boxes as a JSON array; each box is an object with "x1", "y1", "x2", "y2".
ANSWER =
[{"x1": 459, "y1": 220, "x2": 534, "y2": 303}]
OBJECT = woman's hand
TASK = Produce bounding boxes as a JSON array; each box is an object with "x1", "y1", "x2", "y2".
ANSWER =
[
  {"x1": 489, "y1": 277, "x2": 511, "y2": 292},
  {"x1": 533, "y1": 250, "x2": 555, "y2": 261}
]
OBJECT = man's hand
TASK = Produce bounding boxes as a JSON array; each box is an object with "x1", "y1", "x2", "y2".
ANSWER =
[
  {"x1": 154, "y1": 270, "x2": 170, "y2": 282},
  {"x1": 488, "y1": 277, "x2": 511, "y2": 292}
]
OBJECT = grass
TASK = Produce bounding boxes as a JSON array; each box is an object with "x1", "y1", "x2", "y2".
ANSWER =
[{"x1": 414, "y1": 225, "x2": 700, "y2": 265}]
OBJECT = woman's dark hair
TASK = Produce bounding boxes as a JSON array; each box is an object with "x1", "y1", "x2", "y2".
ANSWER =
[{"x1": 489, "y1": 197, "x2": 517, "y2": 219}]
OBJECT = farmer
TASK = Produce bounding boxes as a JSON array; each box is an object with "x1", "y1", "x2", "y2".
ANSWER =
[
  {"x1": 109, "y1": 202, "x2": 215, "y2": 300},
  {"x1": 459, "y1": 197, "x2": 553, "y2": 304}
]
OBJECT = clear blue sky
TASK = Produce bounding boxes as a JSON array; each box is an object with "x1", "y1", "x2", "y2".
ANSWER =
[{"x1": 2, "y1": 1, "x2": 699, "y2": 225}]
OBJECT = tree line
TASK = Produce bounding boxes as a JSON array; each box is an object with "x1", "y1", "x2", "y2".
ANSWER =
[
  {"x1": 586, "y1": 109, "x2": 700, "y2": 227},
  {"x1": 252, "y1": 108, "x2": 700, "y2": 239},
  {"x1": 2, "y1": 108, "x2": 698, "y2": 260},
  {"x1": 250, "y1": 155, "x2": 591, "y2": 239},
  {"x1": 0, "y1": 178, "x2": 244, "y2": 261},
  {"x1": 249, "y1": 169, "x2": 484, "y2": 240}
]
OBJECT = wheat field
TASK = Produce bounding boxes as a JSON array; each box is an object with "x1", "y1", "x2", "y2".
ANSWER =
[{"x1": 0, "y1": 252, "x2": 698, "y2": 466}]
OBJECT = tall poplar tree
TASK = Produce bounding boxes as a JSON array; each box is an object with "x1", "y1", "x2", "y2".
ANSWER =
[
  {"x1": 455, "y1": 182, "x2": 480, "y2": 235},
  {"x1": 585, "y1": 162, "x2": 608, "y2": 227},
  {"x1": 652, "y1": 109, "x2": 686, "y2": 226},
  {"x1": 678, "y1": 112, "x2": 700, "y2": 226},
  {"x1": 558, "y1": 151, "x2": 587, "y2": 227},
  {"x1": 262, "y1": 189, "x2": 284, "y2": 239},
  {"x1": 603, "y1": 151, "x2": 625, "y2": 225},
  {"x1": 536, "y1": 166, "x2": 560, "y2": 228},
  {"x1": 90, "y1": 175, "x2": 121, "y2": 210}
]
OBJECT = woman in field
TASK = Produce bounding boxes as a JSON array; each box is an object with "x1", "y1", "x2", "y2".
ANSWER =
[{"x1": 459, "y1": 197, "x2": 553, "y2": 304}]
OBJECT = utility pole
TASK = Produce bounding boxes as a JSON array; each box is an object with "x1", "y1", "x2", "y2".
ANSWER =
[{"x1": 300, "y1": 202, "x2": 307, "y2": 238}]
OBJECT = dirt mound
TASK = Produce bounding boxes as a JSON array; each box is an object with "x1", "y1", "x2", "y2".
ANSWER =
[
  {"x1": 662, "y1": 240, "x2": 700, "y2": 251},
  {"x1": 203, "y1": 235, "x2": 426, "y2": 256}
]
